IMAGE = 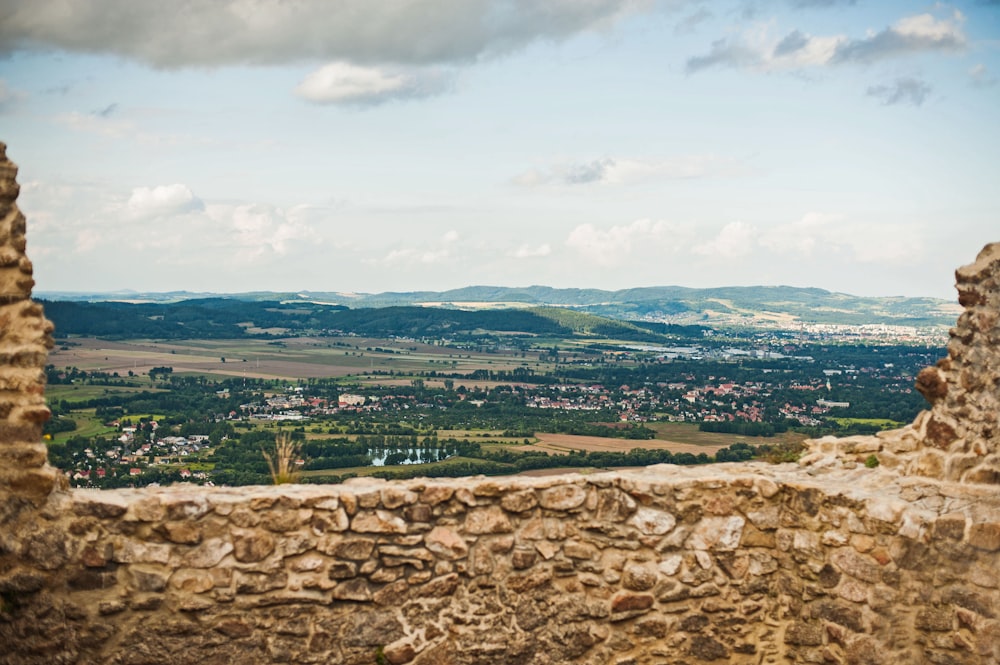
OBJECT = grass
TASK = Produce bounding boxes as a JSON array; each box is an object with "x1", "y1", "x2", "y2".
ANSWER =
[
  {"x1": 262, "y1": 431, "x2": 303, "y2": 484},
  {"x1": 119, "y1": 413, "x2": 168, "y2": 422},
  {"x1": 646, "y1": 422, "x2": 808, "y2": 448},
  {"x1": 46, "y1": 384, "x2": 163, "y2": 404},
  {"x1": 830, "y1": 417, "x2": 902, "y2": 429},
  {"x1": 49, "y1": 409, "x2": 118, "y2": 443}
]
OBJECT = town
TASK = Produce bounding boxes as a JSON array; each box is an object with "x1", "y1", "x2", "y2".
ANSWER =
[{"x1": 44, "y1": 333, "x2": 939, "y2": 488}]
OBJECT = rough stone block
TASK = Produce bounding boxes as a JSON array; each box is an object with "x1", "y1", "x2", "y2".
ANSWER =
[
  {"x1": 352, "y1": 509, "x2": 407, "y2": 534},
  {"x1": 629, "y1": 507, "x2": 677, "y2": 536},
  {"x1": 538, "y1": 484, "x2": 587, "y2": 511},
  {"x1": 423, "y1": 525, "x2": 468, "y2": 560},
  {"x1": 464, "y1": 505, "x2": 513, "y2": 534},
  {"x1": 968, "y1": 522, "x2": 1000, "y2": 551}
]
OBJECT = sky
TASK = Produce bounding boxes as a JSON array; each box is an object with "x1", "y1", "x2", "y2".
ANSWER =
[{"x1": 1, "y1": 0, "x2": 998, "y2": 299}]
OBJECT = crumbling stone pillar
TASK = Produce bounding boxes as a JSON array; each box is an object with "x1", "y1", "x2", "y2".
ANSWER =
[
  {"x1": 0, "y1": 141, "x2": 58, "y2": 500},
  {"x1": 0, "y1": 142, "x2": 64, "y2": 611},
  {"x1": 806, "y1": 242, "x2": 1000, "y2": 485},
  {"x1": 912, "y1": 242, "x2": 1000, "y2": 483}
]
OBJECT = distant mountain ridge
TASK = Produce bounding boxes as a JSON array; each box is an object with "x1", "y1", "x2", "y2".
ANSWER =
[{"x1": 37, "y1": 284, "x2": 960, "y2": 329}]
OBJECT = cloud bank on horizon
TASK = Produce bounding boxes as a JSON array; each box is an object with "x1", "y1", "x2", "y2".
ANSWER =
[{"x1": 1, "y1": 0, "x2": 998, "y2": 299}]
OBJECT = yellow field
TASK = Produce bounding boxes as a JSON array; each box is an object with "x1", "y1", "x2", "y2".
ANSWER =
[{"x1": 529, "y1": 432, "x2": 725, "y2": 456}]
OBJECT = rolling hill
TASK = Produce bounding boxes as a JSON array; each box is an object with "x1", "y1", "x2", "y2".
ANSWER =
[{"x1": 38, "y1": 284, "x2": 960, "y2": 330}]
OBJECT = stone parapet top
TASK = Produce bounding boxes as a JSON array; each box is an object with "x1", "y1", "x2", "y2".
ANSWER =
[{"x1": 64, "y1": 460, "x2": 1000, "y2": 521}]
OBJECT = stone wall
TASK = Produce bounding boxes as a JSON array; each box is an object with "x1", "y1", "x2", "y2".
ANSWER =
[
  {"x1": 1, "y1": 143, "x2": 998, "y2": 664},
  {"x1": 3, "y1": 465, "x2": 1000, "y2": 664}
]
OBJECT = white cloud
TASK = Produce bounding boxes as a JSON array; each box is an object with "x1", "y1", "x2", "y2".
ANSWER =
[
  {"x1": 757, "y1": 212, "x2": 839, "y2": 256},
  {"x1": 693, "y1": 221, "x2": 758, "y2": 258},
  {"x1": 127, "y1": 184, "x2": 204, "y2": 219},
  {"x1": 220, "y1": 203, "x2": 318, "y2": 259},
  {"x1": 686, "y1": 25, "x2": 843, "y2": 73},
  {"x1": 686, "y1": 10, "x2": 965, "y2": 74},
  {"x1": 510, "y1": 243, "x2": 552, "y2": 259},
  {"x1": 376, "y1": 230, "x2": 460, "y2": 266},
  {"x1": 0, "y1": 0, "x2": 650, "y2": 68},
  {"x1": 758, "y1": 212, "x2": 924, "y2": 265},
  {"x1": 295, "y1": 62, "x2": 453, "y2": 105},
  {"x1": 514, "y1": 155, "x2": 744, "y2": 187},
  {"x1": 566, "y1": 219, "x2": 684, "y2": 266},
  {"x1": 21, "y1": 178, "x2": 319, "y2": 270}
]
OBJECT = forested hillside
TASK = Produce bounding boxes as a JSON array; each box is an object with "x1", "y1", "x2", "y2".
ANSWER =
[{"x1": 41, "y1": 299, "x2": 704, "y2": 342}]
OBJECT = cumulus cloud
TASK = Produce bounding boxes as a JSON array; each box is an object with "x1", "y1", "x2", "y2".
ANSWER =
[
  {"x1": 758, "y1": 212, "x2": 923, "y2": 265},
  {"x1": 295, "y1": 62, "x2": 454, "y2": 105},
  {"x1": 693, "y1": 221, "x2": 758, "y2": 258},
  {"x1": 832, "y1": 12, "x2": 965, "y2": 64},
  {"x1": 22, "y1": 177, "x2": 319, "y2": 267},
  {"x1": 566, "y1": 219, "x2": 684, "y2": 266},
  {"x1": 686, "y1": 11, "x2": 965, "y2": 74},
  {"x1": 376, "y1": 230, "x2": 461, "y2": 266},
  {"x1": 218, "y1": 203, "x2": 319, "y2": 259},
  {"x1": 757, "y1": 212, "x2": 839, "y2": 255},
  {"x1": 0, "y1": 0, "x2": 649, "y2": 68},
  {"x1": 510, "y1": 243, "x2": 552, "y2": 259},
  {"x1": 514, "y1": 155, "x2": 743, "y2": 187},
  {"x1": 127, "y1": 184, "x2": 204, "y2": 219},
  {"x1": 866, "y1": 77, "x2": 931, "y2": 106},
  {"x1": 686, "y1": 26, "x2": 843, "y2": 72}
]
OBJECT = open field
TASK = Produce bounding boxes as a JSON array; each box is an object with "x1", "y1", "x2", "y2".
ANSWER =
[
  {"x1": 829, "y1": 417, "x2": 903, "y2": 429},
  {"x1": 50, "y1": 409, "x2": 118, "y2": 443},
  {"x1": 529, "y1": 432, "x2": 726, "y2": 456},
  {"x1": 525, "y1": 422, "x2": 808, "y2": 457},
  {"x1": 646, "y1": 422, "x2": 809, "y2": 448},
  {"x1": 515, "y1": 467, "x2": 601, "y2": 477},
  {"x1": 46, "y1": 384, "x2": 165, "y2": 403},
  {"x1": 50, "y1": 337, "x2": 553, "y2": 382}
]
